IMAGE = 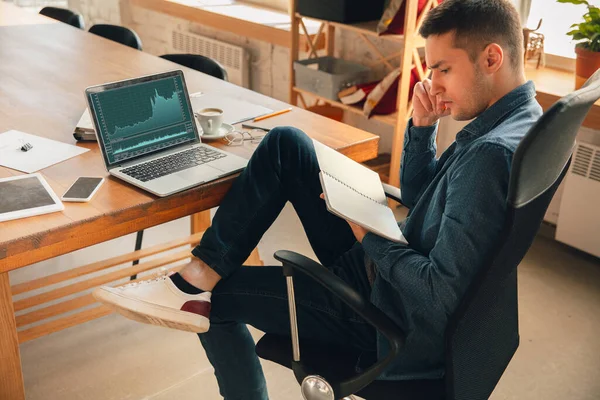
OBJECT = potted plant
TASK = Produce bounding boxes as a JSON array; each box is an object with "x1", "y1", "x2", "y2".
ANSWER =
[{"x1": 559, "y1": 0, "x2": 600, "y2": 88}]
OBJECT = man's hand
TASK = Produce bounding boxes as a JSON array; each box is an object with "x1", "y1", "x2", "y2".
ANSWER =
[
  {"x1": 320, "y1": 193, "x2": 368, "y2": 243},
  {"x1": 412, "y1": 78, "x2": 451, "y2": 127},
  {"x1": 346, "y1": 220, "x2": 369, "y2": 243}
]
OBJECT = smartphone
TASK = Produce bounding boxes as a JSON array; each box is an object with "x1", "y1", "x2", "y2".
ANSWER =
[{"x1": 61, "y1": 177, "x2": 105, "y2": 202}]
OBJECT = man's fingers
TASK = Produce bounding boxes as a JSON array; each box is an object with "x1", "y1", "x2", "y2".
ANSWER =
[
  {"x1": 422, "y1": 80, "x2": 438, "y2": 108},
  {"x1": 319, "y1": 193, "x2": 324, "y2": 199},
  {"x1": 422, "y1": 79, "x2": 432, "y2": 95},
  {"x1": 414, "y1": 83, "x2": 434, "y2": 112}
]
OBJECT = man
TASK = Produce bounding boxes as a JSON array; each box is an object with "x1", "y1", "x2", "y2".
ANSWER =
[{"x1": 94, "y1": 0, "x2": 542, "y2": 398}]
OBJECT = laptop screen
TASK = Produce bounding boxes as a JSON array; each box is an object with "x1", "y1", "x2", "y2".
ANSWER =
[{"x1": 87, "y1": 71, "x2": 198, "y2": 167}]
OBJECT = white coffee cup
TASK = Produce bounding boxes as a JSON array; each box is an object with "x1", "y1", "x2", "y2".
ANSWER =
[{"x1": 196, "y1": 108, "x2": 224, "y2": 136}]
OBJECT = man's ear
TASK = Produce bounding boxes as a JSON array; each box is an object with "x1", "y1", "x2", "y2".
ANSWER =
[{"x1": 482, "y1": 43, "x2": 504, "y2": 73}]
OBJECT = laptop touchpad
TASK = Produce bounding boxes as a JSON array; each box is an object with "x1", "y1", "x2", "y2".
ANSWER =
[{"x1": 177, "y1": 164, "x2": 221, "y2": 182}]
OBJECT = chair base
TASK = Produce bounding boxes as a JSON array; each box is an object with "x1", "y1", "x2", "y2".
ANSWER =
[{"x1": 256, "y1": 334, "x2": 445, "y2": 400}]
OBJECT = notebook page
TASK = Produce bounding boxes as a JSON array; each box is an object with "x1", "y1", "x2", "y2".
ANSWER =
[
  {"x1": 312, "y1": 139, "x2": 386, "y2": 205},
  {"x1": 320, "y1": 173, "x2": 407, "y2": 244}
]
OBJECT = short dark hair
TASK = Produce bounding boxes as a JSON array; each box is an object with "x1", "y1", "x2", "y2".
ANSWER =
[{"x1": 419, "y1": 0, "x2": 523, "y2": 70}]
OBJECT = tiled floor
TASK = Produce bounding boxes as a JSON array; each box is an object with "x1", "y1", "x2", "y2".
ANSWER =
[{"x1": 18, "y1": 204, "x2": 600, "y2": 399}]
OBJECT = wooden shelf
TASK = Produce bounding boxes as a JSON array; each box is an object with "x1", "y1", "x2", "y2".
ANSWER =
[
  {"x1": 290, "y1": 0, "x2": 438, "y2": 188},
  {"x1": 295, "y1": 15, "x2": 426, "y2": 48},
  {"x1": 293, "y1": 87, "x2": 398, "y2": 126},
  {"x1": 298, "y1": 16, "x2": 401, "y2": 42}
]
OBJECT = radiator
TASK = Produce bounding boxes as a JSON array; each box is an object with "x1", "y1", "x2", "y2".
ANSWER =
[
  {"x1": 170, "y1": 30, "x2": 250, "y2": 88},
  {"x1": 556, "y1": 142, "x2": 600, "y2": 257}
]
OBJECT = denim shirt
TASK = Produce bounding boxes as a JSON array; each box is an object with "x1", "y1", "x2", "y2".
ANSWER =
[{"x1": 361, "y1": 81, "x2": 542, "y2": 380}]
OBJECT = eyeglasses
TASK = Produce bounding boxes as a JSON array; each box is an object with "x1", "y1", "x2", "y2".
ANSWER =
[{"x1": 223, "y1": 129, "x2": 266, "y2": 146}]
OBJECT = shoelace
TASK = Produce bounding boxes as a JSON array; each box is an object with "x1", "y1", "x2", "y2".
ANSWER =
[{"x1": 122, "y1": 267, "x2": 169, "y2": 289}]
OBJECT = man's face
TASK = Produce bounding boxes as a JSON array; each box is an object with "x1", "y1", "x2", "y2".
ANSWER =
[{"x1": 425, "y1": 32, "x2": 491, "y2": 121}]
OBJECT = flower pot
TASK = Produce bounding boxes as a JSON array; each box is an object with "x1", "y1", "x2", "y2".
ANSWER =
[{"x1": 575, "y1": 46, "x2": 600, "y2": 89}]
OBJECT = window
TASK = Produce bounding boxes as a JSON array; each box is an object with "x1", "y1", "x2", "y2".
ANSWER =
[
  {"x1": 12, "y1": 0, "x2": 68, "y2": 9},
  {"x1": 526, "y1": 0, "x2": 600, "y2": 58}
]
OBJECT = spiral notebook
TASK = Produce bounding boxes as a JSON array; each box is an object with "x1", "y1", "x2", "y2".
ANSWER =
[{"x1": 312, "y1": 139, "x2": 407, "y2": 244}]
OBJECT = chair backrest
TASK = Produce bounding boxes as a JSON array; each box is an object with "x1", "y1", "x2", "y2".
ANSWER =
[
  {"x1": 88, "y1": 24, "x2": 142, "y2": 50},
  {"x1": 159, "y1": 54, "x2": 228, "y2": 81},
  {"x1": 39, "y1": 6, "x2": 84, "y2": 29},
  {"x1": 445, "y1": 69, "x2": 600, "y2": 400}
]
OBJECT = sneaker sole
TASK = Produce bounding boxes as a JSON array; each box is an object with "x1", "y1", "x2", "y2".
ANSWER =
[{"x1": 92, "y1": 287, "x2": 210, "y2": 333}]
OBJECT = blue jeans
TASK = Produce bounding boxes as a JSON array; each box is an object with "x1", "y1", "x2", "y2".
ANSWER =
[{"x1": 192, "y1": 127, "x2": 377, "y2": 400}]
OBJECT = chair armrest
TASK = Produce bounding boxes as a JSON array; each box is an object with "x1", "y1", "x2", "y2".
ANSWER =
[
  {"x1": 382, "y1": 183, "x2": 404, "y2": 206},
  {"x1": 274, "y1": 250, "x2": 405, "y2": 398}
]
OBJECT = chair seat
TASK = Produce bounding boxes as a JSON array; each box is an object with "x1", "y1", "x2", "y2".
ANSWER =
[{"x1": 256, "y1": 334, "x2": 445, "y2": 400}]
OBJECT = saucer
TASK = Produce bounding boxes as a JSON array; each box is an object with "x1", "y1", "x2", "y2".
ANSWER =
[{"x1": 199, "y1": 123, "x2": 234, "y2": 140}]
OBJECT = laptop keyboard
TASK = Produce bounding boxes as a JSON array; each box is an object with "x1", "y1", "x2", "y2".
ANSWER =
[{"x1": 121, "y1": 146, "x2": 227, "y2": 182}]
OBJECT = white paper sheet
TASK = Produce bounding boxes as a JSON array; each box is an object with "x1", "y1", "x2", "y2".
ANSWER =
[
  {"x1": 0, "y1": 130, "x2": 89, "y2": 173},
  {"x1": 190, "y1": 92, "x2": 273, "y2": 125}
]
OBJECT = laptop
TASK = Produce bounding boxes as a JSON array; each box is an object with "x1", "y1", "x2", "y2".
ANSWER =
[{"x1": 85, "y1": 70, "x2": 248, "y2": 197}]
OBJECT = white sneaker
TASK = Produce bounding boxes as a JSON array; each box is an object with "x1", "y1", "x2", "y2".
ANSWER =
[{"x1": 93, "y1": 269, "x2": 211, "y2": 333}]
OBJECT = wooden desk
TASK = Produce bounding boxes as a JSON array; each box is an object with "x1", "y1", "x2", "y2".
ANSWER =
[{"x1": 0, "y1": 5, "x2": 378, "y2": 399}]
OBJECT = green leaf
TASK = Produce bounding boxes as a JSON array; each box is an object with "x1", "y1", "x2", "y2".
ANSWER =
[
  {"x1": 559, "y1": 0, "x2": 600, "y2": 43},
  {"x1": 557, "y1": 0, "x2": 589, "y2": 4}
]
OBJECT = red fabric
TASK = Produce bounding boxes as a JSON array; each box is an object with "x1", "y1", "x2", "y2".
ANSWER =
[
  {"x1": 371, "y1": 77, "x2": 400, "y2": 115},
  {"x1": 370, "y1": 64, "x2": 424, "y2": 116},
  {"x1": 357, "y1": 81, "x2": 380, "y2": 95},
  {"x1": 338, "y1": 81, "x2": 380, "y2": 106},
  {"x1": 180, "y1": 300, "x2": 211, "y2": 318},
  {"x1": 383, "y1": 0, "x2": 440, "y2": 35},
  {"x1": 351, "y1": 81, "x2": 380, "y2": 105}
]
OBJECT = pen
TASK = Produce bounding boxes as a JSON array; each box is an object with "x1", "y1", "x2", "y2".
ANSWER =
[{"x1": 253, "y1": 107, "x2": 293, "y2": 122}]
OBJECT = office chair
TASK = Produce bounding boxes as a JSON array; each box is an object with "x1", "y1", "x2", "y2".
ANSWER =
[
  {"x1": 39, "y1": 6, "x2": 84, "y2": 29},
  {"x1": 88, "y1": 24, "x2": 142, "y2": 50},
  {"x1": 256, "y1": 69, "x2": 600, "y2": 400},
  {"x1": 160, "y1": 54, "x2": 229, "y2": 81}
]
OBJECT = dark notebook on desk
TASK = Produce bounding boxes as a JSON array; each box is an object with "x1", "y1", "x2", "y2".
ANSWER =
[{"x1": 73, "y1": 109, "x2": 97, "y2": 141}]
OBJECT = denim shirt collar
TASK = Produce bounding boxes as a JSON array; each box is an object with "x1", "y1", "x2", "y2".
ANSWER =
[{"x1": 457, "y1": 80, "x2": 537, "y2": 142}]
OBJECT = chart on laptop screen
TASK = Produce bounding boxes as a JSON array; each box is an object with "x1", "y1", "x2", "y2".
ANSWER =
[{"x1": 89, "y1": 75, "x2": 196, "y2": 164}]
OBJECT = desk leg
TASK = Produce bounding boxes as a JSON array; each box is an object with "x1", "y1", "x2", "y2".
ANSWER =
[
  {"x1": 0, "y1": 272, "x2": 25, "y2": 400},
  {"x1": 190, "y1": 211, "x2": 263, "y2": 266},
  {"x1": 191, "y1": 210, "x2": 211, "y2": 234}
]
